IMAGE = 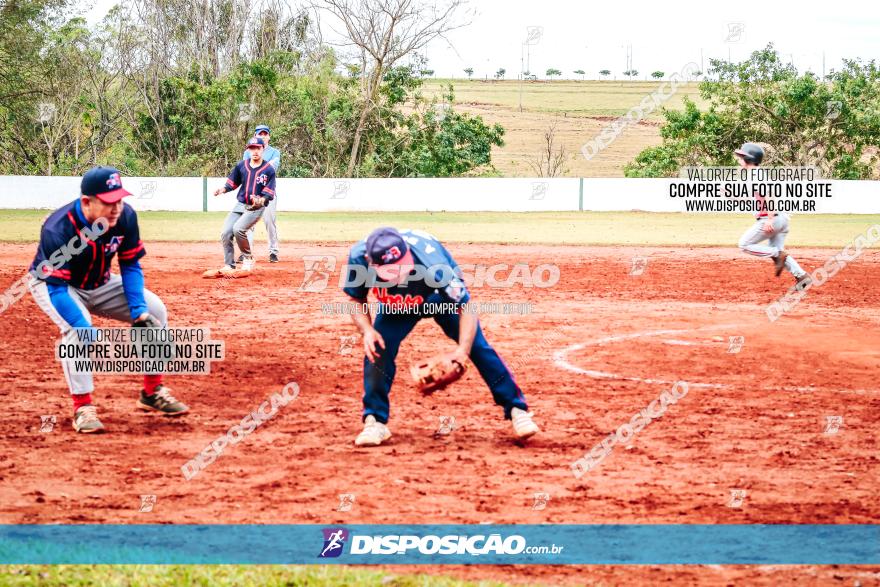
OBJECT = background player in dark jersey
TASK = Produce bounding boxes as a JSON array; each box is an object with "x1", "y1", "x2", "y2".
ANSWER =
[
  {"x1": 28, "y1": 166, "x2": 189, "y2": 434},
  {"x1": 342, "y1": 227, "x2": 539, "y2": 447},
  {"x1": 211, "y1": 137, "x2": 277, "y2": 275}
]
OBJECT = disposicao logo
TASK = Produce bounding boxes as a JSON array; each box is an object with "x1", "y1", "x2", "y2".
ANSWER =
[{"x1": 319, "y1": 528, "x2": 349, "y2": 558}]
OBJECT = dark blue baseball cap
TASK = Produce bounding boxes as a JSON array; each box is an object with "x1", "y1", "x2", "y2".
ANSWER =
[
  {"x1": 254, "y1": 125, "x2": 271, "y2": 135},
  {"x1": 365, "y1": 227, "x2": 409, "y2": 266},
  {"x1": 81, "y1": 166, "x2": 132, "y2": 203},
  {"x1": 246, "y1": 137, "x2": 266, "y2": 149}
]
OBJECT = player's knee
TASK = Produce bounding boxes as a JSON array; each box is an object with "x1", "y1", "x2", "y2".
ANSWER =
[{"x1": 145, "y1": 293, "x2": 168, "y2": 326}]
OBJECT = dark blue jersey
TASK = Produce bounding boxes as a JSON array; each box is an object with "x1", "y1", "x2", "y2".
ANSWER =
[
  {"x1": 224, "y1": 159, "x2": 277, "y2": 205},
  {"x1": 30, "y1": 199, "x2": 146, "y2": 289},
  {"x1": 343, "y1": 229, "x2": 470, "y2": 312}
]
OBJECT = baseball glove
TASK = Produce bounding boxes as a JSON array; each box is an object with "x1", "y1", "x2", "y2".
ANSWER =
[
  {"x1": 245, "y1": 196, "x2": 267, "y2": 211},
  {"x1": 133, "y1": 314, "x2": 162, "y2": 328},
  {"x1": 410, "y1": 353, "x2": 468, "y2": 395}
]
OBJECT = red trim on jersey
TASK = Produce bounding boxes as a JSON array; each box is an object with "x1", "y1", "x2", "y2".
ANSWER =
[
  {"x1": 80, "y1": 240, "x2": 97, "y2": 288},
  {"x1": 119, "y1": 241, "x2": 144, "y2": 261},
  {"x1": 50, "y1": 269, "x2": 71, "y2": 279}
]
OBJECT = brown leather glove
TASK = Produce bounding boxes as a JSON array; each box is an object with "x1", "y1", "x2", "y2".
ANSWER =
[{"x1": 410, "y1": 353, "x2": 468, "y2": 395}]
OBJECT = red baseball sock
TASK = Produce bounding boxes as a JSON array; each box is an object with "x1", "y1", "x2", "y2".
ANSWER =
[
  {"x1": 72, "y1": 393, "x2": 92, "y2": 413},
  {"x1": 144, "y1": 375, "x2": 163, "y2": 395}
]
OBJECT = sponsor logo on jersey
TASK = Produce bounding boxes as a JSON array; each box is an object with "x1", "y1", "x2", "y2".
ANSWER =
[
  {"x1": 373, "y1": 288, "x2": 423, "y2": 307},
  {"x1": 104, "y1": 235, "x2": 124, "y2": 254},
  {"x1": 257, "y1": 173, "x2": 268, "y2": 185}
]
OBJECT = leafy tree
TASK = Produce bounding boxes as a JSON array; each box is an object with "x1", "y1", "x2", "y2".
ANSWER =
[
  {"x1": 625, "y1": 45, "x2": 880, "y2": 179},
  {"x1": 464, "y1": 67, "x2": 474, "y2": 78},
  {"x1": 574, "y1": 69, "x2": 585, "y2": 80},
  {"x1": 545, "y1": 68, "x2": 562, "y2": 79},
  {"x1": 495, "y1": 68, "x2": 506, "y2": 80},
  {"x1": 651, "y1": 71, "x2": 664, "y2": 79},
  {"x1": 0, "y1": 0, "x2": 506, "y2": 178},
  {"x1": 599, "y1": 69, "x2": 611, "y2": 78},
  {"x1": 623, "y1": 69, "x2": 638, "y2": 78}
]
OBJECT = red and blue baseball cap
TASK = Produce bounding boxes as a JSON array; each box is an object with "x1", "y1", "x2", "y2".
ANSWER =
[
  {"x1": 254, "y1": 125, "x2": 271, "y2": 135},
  {"x1": 80, "y1": 166, "x2": 132, "y2": 203},
  {"x1": 246, "y1": 137, "x2": 266, "y2": 149},
  {"x1": 365, "y1": 227, "x2": 414, "y2": 280}
]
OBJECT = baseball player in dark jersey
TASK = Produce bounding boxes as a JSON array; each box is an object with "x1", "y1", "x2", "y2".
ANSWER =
[
  {"x1": 735, "y1": 142, "x2": 812, "y2": 288},
  {"x1": 343, "y1": 227, "x2": 539, "y2": 447},
  {"x1": 242, "y1": 125, "x2": 282, "y2": 263},
  {"x1": 210, "y1": 137, "x2": 277, "y2": 274},
  {"x1": 28, "y1": 166, "x2": 189, "y2": 434}
]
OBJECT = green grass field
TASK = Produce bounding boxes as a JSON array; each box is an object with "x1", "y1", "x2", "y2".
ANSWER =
[
  {"x1": 425, "y1": 79, "x2": 703, "y2": 118},
  {"x1": 0, "y1": 565, "x2": 523, "y2": 587},
  {"x1": 1, "y1": 210, "x2": 878, "y2": 248}
]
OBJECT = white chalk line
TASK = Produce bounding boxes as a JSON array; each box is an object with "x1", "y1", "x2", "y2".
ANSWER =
[{"x1": 553, "y1": 325, "x2": 877, "y2": 394}]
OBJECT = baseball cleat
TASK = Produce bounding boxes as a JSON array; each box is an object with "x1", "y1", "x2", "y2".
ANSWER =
[
  {"x1": 354, "y1": 415, "x2": 391, "y2": 447},
  {"x1": 269, "y1": 253, "x2": 279, "y2": 263},
  {"x1": 794, "y1": 273, "x2": 813, "y2": 290},
  {"x1": 73, "y1": 405, "x2": 105, "y2": 434},
  {"x1": 511, "y1": 407, "x2": 539, "y2": 439},
  {"x1": 237, "y1": 254, "x2": 245, "y2": 263},
  {"x1": 240, "y1": 255, "x2": 256, "y2": 272},
  {"x1": 137, "y1": 386, "x2": 189, "y2": 415},
  {"x1": 773, "y1": 251, "x2": 789, "y2": 277}
]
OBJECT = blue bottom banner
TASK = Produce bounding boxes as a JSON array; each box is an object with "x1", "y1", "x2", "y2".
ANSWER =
[{"x1": 0, "y1": 524, "x2": 877, "y2": 565}]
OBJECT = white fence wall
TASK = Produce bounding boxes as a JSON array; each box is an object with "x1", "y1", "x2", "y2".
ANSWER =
[{"x1": 0, "y1": 176, "x2": 877, "y2": 213}]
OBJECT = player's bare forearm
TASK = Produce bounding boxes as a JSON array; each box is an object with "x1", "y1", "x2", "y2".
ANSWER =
[
  {"x1": 349, "y1": 297, "x2": 373, "y2": 332},
  {"x1": 456, "y1": 307, "x2": 478, "y2": 357}
]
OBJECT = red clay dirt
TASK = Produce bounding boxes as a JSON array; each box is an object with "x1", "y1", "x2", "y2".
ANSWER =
[{"x1": 1, "y1": 242, "x2": 878, "y2": 586}]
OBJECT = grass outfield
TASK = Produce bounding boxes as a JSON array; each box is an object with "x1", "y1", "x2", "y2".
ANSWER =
[
  {"x1": 424, "y1": 79, "x2": 703, "y2": 118},
  {"x1": 1, "y1": 210, "x2": 878, "y2": 248},
  {"x1": 1, "y1": 565, "x2": 521, "y2": 586}
]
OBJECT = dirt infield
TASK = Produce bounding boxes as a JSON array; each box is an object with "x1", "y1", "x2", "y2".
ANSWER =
[{"x1": 1, "y1": 242, "x2": 878, "y2": 585}]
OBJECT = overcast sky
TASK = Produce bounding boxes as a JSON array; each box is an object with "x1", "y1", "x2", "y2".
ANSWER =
[{"x1": 84, "y1": 0, "x2": 879, "y2": 79}]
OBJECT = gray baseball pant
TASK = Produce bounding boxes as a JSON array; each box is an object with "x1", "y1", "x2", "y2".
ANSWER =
[
  {"x1": 29, "y1": 275, "x2": 168, "y2": 395},
  {"x1": 221, "y1": 203, "x2": 265, "y2": 266},
  {"x1": 246, "y1": 196, "x2": 279, "y2": 256},
  {"x1": 738, "y1": 214, "x2": 805, "y2": 277}
]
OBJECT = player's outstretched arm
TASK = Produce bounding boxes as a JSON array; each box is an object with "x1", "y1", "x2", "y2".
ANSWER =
[
  {"x1": 454, "y1": 307, "x2": 478, "y2": 362},
  {"x1": 348, "y1": 296, "x2": 384, "y2": 362}
]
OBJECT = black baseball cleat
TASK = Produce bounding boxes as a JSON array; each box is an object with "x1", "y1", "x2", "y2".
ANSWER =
[
  {"x1": 269, "y1": 253, "x2": 279, "y2": 263},
  {"x1": 137, "y1": 386, "x2": 189, "y2": 415},
  {"x1": 773, "y1": 251, "x2": 789, "y2": 277}
]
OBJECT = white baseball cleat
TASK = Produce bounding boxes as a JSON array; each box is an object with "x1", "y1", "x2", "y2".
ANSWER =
[
  {"x1": 355, "y1": 415, "x2": 391, "y2": 447},
  {"x1": 511, "y1": 407, "x2": 539, "y2": 439},
  {"x1": 240, "y1": 255, "x2": 255, "y2": 272}
]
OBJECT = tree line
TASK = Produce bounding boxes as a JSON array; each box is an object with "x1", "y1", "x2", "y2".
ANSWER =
[{"x1": 0, "y1": 0, "x2": 503, "y2": 177}]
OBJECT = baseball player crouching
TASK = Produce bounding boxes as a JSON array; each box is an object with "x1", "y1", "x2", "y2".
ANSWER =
[
  {"x1": 735, "y1": 142, "x2": 812, "y2": 288},
  {"x1": 28, "y1": 166, "x2": 189, "y2": 434},
  {"x1": 210, "y1": 137, "x2": 277, "y2": 276},
  {"x1": 342, "y1": 227, "x2": 539, "y2": 447}
]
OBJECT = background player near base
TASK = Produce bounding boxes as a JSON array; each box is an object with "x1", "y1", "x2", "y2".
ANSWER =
[
  {"x1": 735, "y1": 142, "x2": 812, "y2": 289},
  {"x1": 342, "y1": 227, "x2": 539, "y2": 447},
  {"x1": 212, "y1": 137, "x2": 277, "y2": 274},
  {"x1": 28, "y1": 166, "x2": 189, "y2": 434},
  {"x1": 242, "y1": 124, "x2": 282, "y2": 263}
]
